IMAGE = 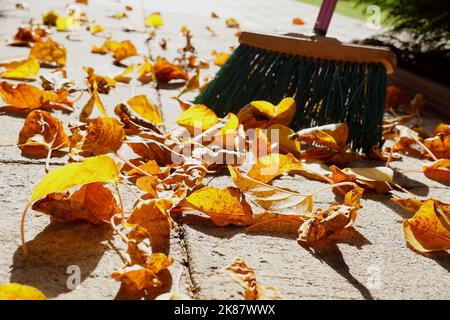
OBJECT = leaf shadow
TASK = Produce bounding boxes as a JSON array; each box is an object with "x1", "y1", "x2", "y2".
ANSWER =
[
  {"x1": 299, "y1": 229, "x2": 374, "y2": 300},
  {"x1": 392, "y1": 171, "x2": 430, "y2": 196},
  {"x1": 10, "y1": 223, "x2": 113, "y2": 298}
]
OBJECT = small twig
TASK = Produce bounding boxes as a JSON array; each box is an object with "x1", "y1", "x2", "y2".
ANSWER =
[
  {"x1": 20, "y1": 202, "x2": 31, "y2": 257},
  {"x1": 110, "y1": 214, "x2": 128, "y2": 243},
  {"x1": 114, "y1": 183, "x2": 125, "y2": 224}
]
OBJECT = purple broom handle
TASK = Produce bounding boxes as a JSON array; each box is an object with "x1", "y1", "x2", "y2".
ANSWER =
[{"x1": 313, "y1": 0, "x2": 338, "y2": 36}]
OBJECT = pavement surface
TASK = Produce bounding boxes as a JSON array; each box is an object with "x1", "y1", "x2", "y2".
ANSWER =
[{"x1": 0, "y1": 0, "x2": 449, "y2": 300}]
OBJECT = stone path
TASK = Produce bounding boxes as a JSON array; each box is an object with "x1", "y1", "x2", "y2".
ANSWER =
[{"x1": 0, "y1": 0, "x2": 449, "y2": 300}]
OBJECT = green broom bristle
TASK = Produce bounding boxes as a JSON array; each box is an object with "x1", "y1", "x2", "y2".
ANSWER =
[{"x1": 194, "y1": 44, "x2": 387, "y2": 153}]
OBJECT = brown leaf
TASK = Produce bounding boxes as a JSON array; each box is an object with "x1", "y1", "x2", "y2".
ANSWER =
[
  {"x1": 18, "y1": 110, "x2": 69, "y2": 157},
  {"x1": 32, "y1": 182, "x2": 119, "y2": 224},
  {"x1": 224, "y1": 258, "x2": 282, "y2": 300},
  {"x1": 423, "y1": 159, "x2": 450, "y2": 183},
  {"x1": 297, "y1": 187, "x2": 364, "y2": 244}
]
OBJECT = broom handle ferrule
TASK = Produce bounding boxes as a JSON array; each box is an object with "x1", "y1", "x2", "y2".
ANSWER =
[{"x1": 313, "y1": 0, "x2": 338, "y2": 36}]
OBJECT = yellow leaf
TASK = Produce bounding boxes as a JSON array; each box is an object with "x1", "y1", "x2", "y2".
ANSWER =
[
  {"x1": 1, "y1": 57, "x2": 40, "y2": 81},
  {"x1": 225, "y1": 18, "x2": 240, "y2": 28},
  {"x1": 114, "y1": 64, "x2": 135, "y2": 84},
  {"x1": 145, "y1": 13, "x2": 164, "y2": 28},
  {"x1": 0, "y1": 283, "x2": 46, "y2": 300},
  {"x1": 176, "y1": 104, "x2": 219, "y2": 135},
  {"x1": 127, "y1": 95, "x2": 163, "y2": 125},
  {"x1": 237, "y1": 97, "x2": 296, "y2": 128},
  {"x1": 267, "y1": 124, "x2": 301, "y2": 156},
  {"x1": 180, "y1": 186, "x2": 253, "y2": 226},
  {"x1": 80, "y1": 82, "x2": 107, "y2": 122},
  {"x1": 137, "y1": 57, "x2": 154, "y2": 84},
  {"x1": 56, "y1": 16, "x2": 80, "y2": 31},
  {"x1": 331, "y1": 165, "x2": 393, "y2": 194},
  {"x1": 248, "y1": 153, "x2": 304, "y2": 183},
  {"x1": 402, "y1": 200, "x2": 450, "y2": 253},
  {"x1": 30, "y1": 155, "x2": 119, "y2": 202},
  {"x1": 90, "y1": 25, "x2": 105, "y2": 35},
  {"x1": 213, "y1": 52, "x2": 230, "y2": 66}
]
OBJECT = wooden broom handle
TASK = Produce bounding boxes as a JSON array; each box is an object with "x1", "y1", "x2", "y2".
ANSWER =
[{"x1": 313, "y1": 0, "x2": 338, "y2": 36}]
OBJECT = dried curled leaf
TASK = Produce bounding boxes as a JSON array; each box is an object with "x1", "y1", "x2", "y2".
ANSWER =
[
  {"x1": 153, "y1": 57, "x2": 188, "y2": 84},
  {"x1": 229, "y1": 165, "x2": 310, "y2": 213},
  {"x1": 70, "y1": 117, "x2": 125, "y2": 158},
  {"x1": 180, "y1": 186, "x2": 253, "y2": 226},
  {"x1": 112, "y1": 253, "x2": 173, "y2": 292},
  {"x1": 248, "y1": 153, "x2": 304, "y2": 183},
  {"x1": 176, "y1": 104, "x2": 219, "y2": 135},
  {"x1": 424, "y1": 134, "x2": 450, "y2": 159},
  {"x1": 423, "y1": 159, "x2": 450, "y2": 183},
  {"x1": 291, "y1": 123, "x2": 349, "y2": 151},
  {"x1": 238, "y1": 98, "x2": 296, "y2": 129},
  {"x1": 0, "y1": 283, "x2": 46, "y2": 300},
  {"x1": 292, "y1": 18, "x2": 305, "y2": 25},
  {"x1": 297, "y1": 187, "x2": 364, "y2": 244},
  {"x1": 395, "y1": 199, "x2": 450, "y2": 253},
  {"x1": 0, "y1": 81, "x2": 73, "y2": 112},
  {"x1": 212, "y1": 51, "x2": 230, "y2": 66},
  {"x1": 267, "y1": 124, "x2": 301, "y2": 156},
  {"x1": 79, "y1": 82, "x2": 107, "y2": 122},
  {"x1": 330, "y1": 166, "x2": 393, "y2": 194},
  {"x1": 32, "y1": 182, "x2": 119, "y2": 224},
  {"x1": 127, "y1": 199, "x2": 174, "y2": 252},
  {"x1": 18, "y1": 110, "x2": 69, "y2": 157},
  {"x1": 225, "y1": 258, "x2": 282, "y2": 300},
  {"x1": 113, "y1": 40, "x2": 137, "y2": 63},
  {"x1": 30, "y1": 38, "x2": 67, "y2": 67},
  {"x1": 1, "y1": 57, "x2": 40, "y2": 81},
  {"x1": 84, "y1": 67, "x2": 116, "y2": 94}
]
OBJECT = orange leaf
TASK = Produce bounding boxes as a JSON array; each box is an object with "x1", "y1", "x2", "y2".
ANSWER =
[
  {"x1": 248, "y1": 153, "x2": 303, "y2": 183},
  {"x1": 30, "y1": 38, "x2": 66, "y2": 67},
  {"x1": 31, "y1": 182, "x2": 119, "y2": 224},
  {"x1": 153, "y1": 57, "x2": 188, "y2": 83},
  {"x1": 423, "y1": 159, "x2": 450, "y2": 183},
  {"x1": 292, "y1": 18, "x2": 305, "y2": 25}
]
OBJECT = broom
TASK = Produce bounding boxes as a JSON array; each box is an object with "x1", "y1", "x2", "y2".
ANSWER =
[{"x1": 195, "y1": 0, "x2": 396, "y2": 152}]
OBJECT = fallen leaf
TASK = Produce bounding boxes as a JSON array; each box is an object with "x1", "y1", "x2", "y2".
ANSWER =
[
  {"x1": 224, "y1": 258, "x2": 282, "y2": 300},
  {"x1": 267, "y1": 124, "x2": 301, "y2": 156},
  {"x1": 56, "y1": 16, "x2": 80, "y2": 31},
  {"x1": 1, "y1": 57, "x2": 40, "y2": 81},
  {"x1": 70, "y1": 117, "x2": 125, "y2": 158},
  {"x1": 79, "y1": 82, "x2": 107, "y2": 122},
  {"x1": 396, "y1": 199, "x2": 450, "y2": 253},
  {"x1": 292, "y1": 18, "x2": 305, "y2": 25},
  {"x1": 112, "y1": 253, "x2": 173, "y2": 292},
  {"x1": 423, "y1": 159, "x2": 450, "y2": 183},
  {"x1": 127, "y1": 199, "x2": 174, "y2": 252},
  {"x1": 291, "y1": 123, "x2": 349, "y2": 151},
  {"x1": 30, "y1": 38, "x2": 67, "y2": 67},
  {"x1": 229, "y1": 165, "x2": 311, "y2": 213},
  {"x1": 29, "y1": 155, "x2": 119, "y2": 203},
  {"x1": 127, "y1": 95, "x2": 163, "y2": 125},
  {"x1": 180, "y1": 186, "x2": 253, "y2": 226},
  {"x1": 424, "y1": 134, "x2": 450, "y2": 159},
  {"x1": 297, "y1": 187, "x2": 364, "y2": 244},
  {"x1": 18, "y1": 110, "x2": 69, "y2": 157},
  {"x1": 113, "y1": 40, "x2": 137, "y2": 63},
  {"x1": 212, "y1": 51, "x2": 230, "y2": 66},
  {"x1": 248, "y1": 153, "x2": 304, "y2": 183},
  {"x1": 0, "y1": 283, "x2": 46, "y2": 300},
  {"x1": 90, "y1": 25, "x2": 105, "y2": 35},
  {"x1": 32, "y1": 182, "x2": 119, "y2": 224},
  {"x1": 0, "y1": 81, "x2": 73, "y2": 112},
  {"x1": 330, "y1": 166, "x2": 393, "y2": 194},
  {"x1": 114, "y1": 64, "x2": 135, "y2": 84},
  {"x1": 84, "y1": 67, "x2": 116, "y2": 94},
  {"x1": 225, "y1": 18, "x2": 240, "y2": 28},
  {"x1": 137, "y1": 57, "x2": 154, "y2": 84},
  {"x1": 42, "y1": 11, "x2": 60, "y2": 27},
  {"x1": 153, "y1": 57, "x2": 188, "y2": 83},
  {"x1": 176, "y1": 104, "x2": 219, "y2": 135},
  {"x1": 237, "y1": 98, "x2": 296, "y2": 129},
  {"x1": 145, "y1": 13, "x2": 164, "y2": 28}
]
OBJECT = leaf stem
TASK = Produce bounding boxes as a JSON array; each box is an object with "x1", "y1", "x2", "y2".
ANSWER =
[{"x1": 20, "y1": 202, "x2": 31, "y2": 258}]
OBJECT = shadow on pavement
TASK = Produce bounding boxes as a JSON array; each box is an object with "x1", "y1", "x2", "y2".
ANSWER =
[
  {"x1": 10, "y1": 223, "x2": 112, "y2": 298},
  {"x1": 301, "y1": 229, "x2": 374, "y2": 300}
]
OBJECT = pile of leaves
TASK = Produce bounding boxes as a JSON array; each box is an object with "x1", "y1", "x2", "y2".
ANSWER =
[{"x1": 1, "y1": 1, "x2": 449, "y2": 300}]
